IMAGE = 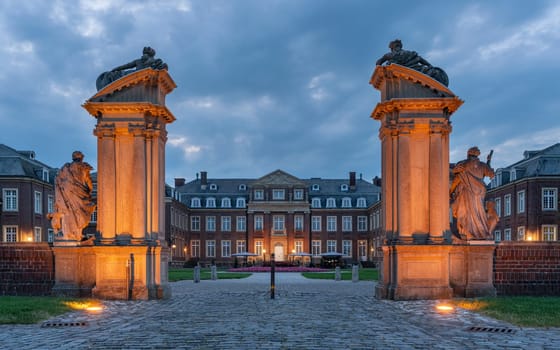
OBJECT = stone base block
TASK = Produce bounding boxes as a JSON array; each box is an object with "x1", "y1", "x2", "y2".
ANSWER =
[
  {"x1": 450, "y1": 242, "x2": 496, "y2": 298},
  {"x1": 376, "y1": 245, "x2": 453, "y2": 300},
  {"x1": 52, "y1": 246, "x2": 96, "y2": 297}
]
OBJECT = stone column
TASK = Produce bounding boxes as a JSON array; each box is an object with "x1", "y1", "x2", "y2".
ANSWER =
[
  {"x1": 82, "y1": 68, "x2": 176, "y2": 300},
  {"x1": 371, "y1": 64, "x2": 463, "y2": 300}
]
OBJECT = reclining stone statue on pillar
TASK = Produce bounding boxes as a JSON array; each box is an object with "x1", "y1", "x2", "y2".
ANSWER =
[
  {"x1": 376, "y1": 39, "x2": 449, "y2": 87},
  {"x1": 48, "y1": 151, "x2": 96, "y2": 243},
  {"x1": 450, "y1": 147, "x2": 498, "y2": 240},
  {"x1": 96, "y1": 46, "x2": 168, "y2": 91}
]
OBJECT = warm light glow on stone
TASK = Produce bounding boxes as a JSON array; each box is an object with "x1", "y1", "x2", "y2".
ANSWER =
[
  {"x1": 64, "y1": 300, "x2": 103, "y2": 312},
  {"x1": 435, "y1": 303, "x2": 454, "y2": 313}
]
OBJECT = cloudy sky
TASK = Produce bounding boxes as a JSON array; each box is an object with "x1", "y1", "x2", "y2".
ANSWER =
[{"x1": 1, "y1": 0, "x2": 559, "y2": 184}]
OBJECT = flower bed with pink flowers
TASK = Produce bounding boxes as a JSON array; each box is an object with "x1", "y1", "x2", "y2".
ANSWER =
[{"x1": 227, "y1": 266, "x2": 331, "y2": 273}]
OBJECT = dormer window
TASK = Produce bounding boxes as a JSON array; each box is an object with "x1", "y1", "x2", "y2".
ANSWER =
[
  {"x1": 42, "y1": 169, "x2": 50, "y2": 182},
  {"x1": 356, "y1": 197, "x2": 367, "y2": 208},
  {"x1": 209, "y1": 184, "x2": 218, "y2": 191},
  {"x1": 206, "y1": 197, "x2": 216, "y2": 208},
  {"x1": 191, "y1": 197, "x2": 201, "y2": 208},
  {"x1": 238, "y1": 184, "x2": 247, "y2": 191},
  {"x1": 236, "y1": 197, "x2": 246, "y2": 208},
  {"x1": 221, "y1": 197, "x2": 231, "y2": 208},
  {"x1": 312, "y1": 184, "x2": 320, "y2": 191},
  {"x1": 340, "y1": 184, "x2": 348, "y2": 191},
  {"x1": 311, "y1": 198, "x2": 321, "y2": 208},
  {"x1": 326, "y1": 198, "x2": 336, "y2": 208},
  {"x1": 341, "y1": 197, "x2": 351, "y2": 208}
]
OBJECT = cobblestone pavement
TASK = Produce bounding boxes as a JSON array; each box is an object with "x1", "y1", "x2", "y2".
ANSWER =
[{"x1": 1, "y1": 273, "x2": 559, "y2": 349}]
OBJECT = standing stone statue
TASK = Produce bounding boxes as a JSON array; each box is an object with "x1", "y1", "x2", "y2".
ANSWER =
[
  {"x1": 376, "y1": 39, "x2": 449, "y2": 86},
  {"x1": 49, "y1": 151, "x2": 96, "y2": 241},
  {"x1": 450, "y1": 147, "x2": 495, "y2": 240},
  {"x1": 96, "y1": 46, "x2": 168, "y2": 90}
]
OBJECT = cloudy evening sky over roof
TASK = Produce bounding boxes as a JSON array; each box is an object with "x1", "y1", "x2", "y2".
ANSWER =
[{"x1": 0, "y1": 0, "x2": 559, "y2": 184}]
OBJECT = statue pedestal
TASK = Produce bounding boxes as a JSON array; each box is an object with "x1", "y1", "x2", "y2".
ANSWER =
[
  {"x1": 52, "y1": 245, "x2": 96, "y2": 297},
  {"x1": 450, "y1": 242, "x2": 497, "y2": 297}
]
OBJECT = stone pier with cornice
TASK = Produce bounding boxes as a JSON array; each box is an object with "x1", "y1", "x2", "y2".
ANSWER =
[
  {"x1": 81, "y1": 68, "x2": 176, "y2": 300},
  {"x1": 371, "y1": 64, "x2": 464, "y2": 300}
]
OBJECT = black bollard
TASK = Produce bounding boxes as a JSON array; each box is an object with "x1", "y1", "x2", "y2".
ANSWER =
[{"x1": 270, "y1": 253, "x2": 275, "y2": 299}]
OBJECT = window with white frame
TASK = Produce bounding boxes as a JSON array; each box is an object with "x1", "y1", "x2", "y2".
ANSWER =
[
  {"x1": 236, "y1": 240, "x2": 246, "y2": 254},
  {"x1": 206, "y1": 216, "x2": 216, "y2": 231},
  {"x1": 255, "y1": 241, "x2": 263, "y2": 256},
  {"x1": 327, "y1": 216, "x2": 337, "y2": 232},
  {"x1": 342, "y1": 216, "x2": 352, "y2": 232},
  {"x1": 311, "y1": 198, "x2": 321, "y2": 208},
  {"x1": 504, "y1": 228, "x2": 511, "y2": 241},
  {"x1": 312, "y1": 240, "x2": 321, "y2": 256},
  {"x1": 4, "y1": 226, "x2": 17, "y2": 242},
  {"x1": 206, "y1": 240, "x2": 216, "y2": 257},
  {"x1": 221, "y1": 197, "x2": 231, "y2": 208},
  {"x1": 356, "y1": 197, "x2": 366, "y2": 208},
  {"x1": 504, "y1": 194, "x2": 511, "y2": 216},
  {"x1": 358, "y1": 240, "x2": 367, "y2": 261},
  {"x1": 341, "y1": 197, "x2": 351, "y2": 208},
  {"x1": 327, "y1": 240, "x2": 336, "y2": 253},
  {"x1": 294, "y1": 189, "x2": 304, "y2": 200},
  {"x1": 254, "y1": 215, "x2": 263, "y2": 231},
  {"x1": 343, "y1": 240, "x2": 352, "y2": 257},
  {"x1": 517, "y1": 190, "x2": 525, "y2": 213},
  {"x1": 494, "y1": 230, "x2": 501, "y2": 242},
  {"x1": 295, "y1": 240, "x2": 303, "y2": 254},
  {"x1": 495, "y1": 197, "x2": 502, "y2": 217},
  {"x1": 3, "y1": 189, "x2": 18, "y2": 211},
  {"x1": 517, "y1": 226, "x2": 525, "y2": 241},
  {"x1": 312, "y1": 216, "x2": 321, "y2": 231},
  {"x1": 273, "y1": 215, "x2": 285, "y2": 232},
  {"x1": 254, "y1": 189, "x2": 264, "y2": 200},
  {"x1": 358, "y1": 216, "x2": 367, "y2": 231},
  {"x1": 326, "y1": 198, "x2": 336, "y2": 208},
  {"x1": 91, "y1": 210, "x2": 97, "y2": 223},
  {"x1": 221, "y1": 240, "x2": 231, "y2": 257},
  {"x1": 206, "y1": 197, "x2": 216, "y2": 208},
  {"x1": 34, "y1": 227, "x2": 42, "y2": 242},
  {"x1": 272, "y1": 189, "x2": 285, "y2": 200},
  {"x1": 42, "y1": 168, "x2": 49, "y2": 182},
  {"x1": 47, "y1": 229, "x2": 54, "y2": 243},
  {"x1": 191, "y1": 240, "x2": 200, "y2": 257},
  {"x1": 191, "y1": 197, "x2": 201, "y2": 208},
  {"x1": 221, "y1": 216, "x2": 231, "y2": 232},
  {"x1": 294, "y1": 215, "x2": 303, "y2": 232},
  {"x1": 191, "y1": 216, "x2": 200, "y2": 231},
  {"x1": 542, "y1": 225, "x2": 557, "y2": 241},
  {"x1": 311, "y1": 184, "x2": 320, "y2": 191},
  {"x1": 542, "y1": 188, "x2": 557, "y2": 210},
  {"x1": 47, "y1": 195, "x2": 54, "y2": 213},
  {"x1": 236, "y1": 197, "x2": 246, "y2": 208},
  {"x1": 236, "y1": 216, "x2": 246, "y2": 232}
]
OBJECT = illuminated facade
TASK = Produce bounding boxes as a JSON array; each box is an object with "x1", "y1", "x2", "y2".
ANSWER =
[
  {"x1": 0, "y1": 144, "x2": 56, "y2": 243},
  {"x1": 170, "y1": 170, "x2": 381, "y2": 265}
]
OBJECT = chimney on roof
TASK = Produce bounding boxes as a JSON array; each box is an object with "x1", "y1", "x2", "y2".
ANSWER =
[
  {"x1": 373, "y1": 176, "x2": 382, "y2": 187},
  {"x1": 349, "y1": 171, "x2": 356, "y2": 190},
  {"x1": 174, "y1": 178, "x2": 185, "y2": 187},
  {"x1": 200, "y1": 171, "x2": 208, "y2": 190}
]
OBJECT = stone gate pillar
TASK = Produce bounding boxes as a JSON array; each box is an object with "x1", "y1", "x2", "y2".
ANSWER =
[
  {"x1": 82, "y1": 68, "x2": 176, "y2": 300},
  {"x1": 371, "y1": 64, "x2": 463, "y2": 300}
]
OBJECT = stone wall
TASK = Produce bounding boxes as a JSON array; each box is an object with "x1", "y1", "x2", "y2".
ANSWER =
[
  {"x1": 0, "y1": 243, "x2": 54, "y2": 296},
  {"x1": 494, "y1": 242, "x2": 560, "y2": 296}
]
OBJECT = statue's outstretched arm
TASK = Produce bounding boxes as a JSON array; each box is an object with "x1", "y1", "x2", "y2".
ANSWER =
[{"x1": 111, "y1": 59, "x2": 137, "y2": 72}]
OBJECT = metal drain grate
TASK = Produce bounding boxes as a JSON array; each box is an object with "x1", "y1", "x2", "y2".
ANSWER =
[
  {"x1": 468, "y1": 326, "x2": 516, "y2": 334},
  {"x1": 41, "y1": 321, "x2": 88, "y2": 328}
]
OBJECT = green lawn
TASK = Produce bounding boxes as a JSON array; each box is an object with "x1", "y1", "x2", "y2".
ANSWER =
[
  {"x1": 168, "y1": 268, "x2": 251, "y2": 282},
  {"x1": 455, "y1": 296, "x2": 560, "y2": 327},
  {"x1": 301, "y1": 268, "x2": 379, "y2": 281},
  {"x1": 0, "y1": 296, "x2": 99, "y2": 324}
]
